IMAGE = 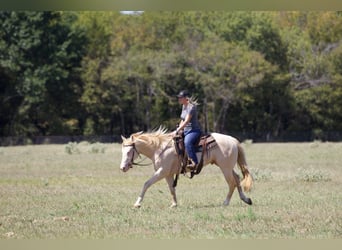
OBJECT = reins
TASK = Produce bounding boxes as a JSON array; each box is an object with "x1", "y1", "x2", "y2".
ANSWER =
[{"x1": 156, "y1": 137, "x2": 174, "y2": 158}]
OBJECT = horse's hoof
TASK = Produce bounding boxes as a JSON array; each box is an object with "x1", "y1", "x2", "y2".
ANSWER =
[
  {"x1": 246, "y1": 198, "x2": 252, "y2": 205},
  {"x1": 133, "y1": 204, "x2": 141, "y2": 208},
  {"x1": 170, "y1": 204, "x2": 177, "y2": 208}
]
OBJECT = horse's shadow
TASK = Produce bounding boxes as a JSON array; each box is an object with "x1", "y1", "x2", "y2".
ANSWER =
[
  {"x1": 186, "y1": 200, "x2": 251, "y2": 209},
  {"x1": 186, "y1": 203, "x2": 225, "y2": 209}
]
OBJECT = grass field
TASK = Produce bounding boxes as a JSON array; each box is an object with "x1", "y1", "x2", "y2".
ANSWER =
[{"x1": 0, "y1": 141, "x2": 341, "y2": 239}]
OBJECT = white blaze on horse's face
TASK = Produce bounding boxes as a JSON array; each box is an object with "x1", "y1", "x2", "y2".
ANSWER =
[
  {"x1": 120, "y1": 136, "x2": 137, "y2": 172},
  {"x1": 120, "y1": 145, "x2": 133, "y2": 172}
]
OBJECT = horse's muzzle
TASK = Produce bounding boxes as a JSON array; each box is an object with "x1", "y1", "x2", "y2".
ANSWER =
[{"x1": 120, "y1": 163, "x2": 131, "y2": 172}]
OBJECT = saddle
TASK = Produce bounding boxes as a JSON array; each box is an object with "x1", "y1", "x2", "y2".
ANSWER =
[{"x1": 173, "y1": 133, "x2": 217, "y2": 181}]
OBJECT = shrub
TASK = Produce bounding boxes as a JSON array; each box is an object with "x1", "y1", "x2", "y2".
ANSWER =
[
  {"x1": 89, "y1": 143, "x2": 106, "y2": 154},
  {"x1": 296, "y1": 168, "x2": 331, "y2": 182},
  {"x1": 65, "y1": 142, "x2": 80, "y2": 154}
]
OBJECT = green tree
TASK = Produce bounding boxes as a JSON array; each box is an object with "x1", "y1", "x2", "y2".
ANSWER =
[
  {"x1": 201, "y1": 12, "x2": 288, "y2": 69},
  {"x1": 0, "y1": 11, "x2": 86, "y2": 136},
  {"x1": 277, "y1": 12, "x2": 342, "y2": 138},
  {"x1": 182, "y1": 35, "x2": 278, "y2": 133},
  {"x1": 2, "y1": 11, "x2": 341, "y2": 140},
  {"x1": 76, "y1": 12, "x2": 121, "y2": 135}
]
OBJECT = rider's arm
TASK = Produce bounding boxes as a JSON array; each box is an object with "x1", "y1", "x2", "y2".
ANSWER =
[{"x1": 176, "y1": 113, "x2": 192, "y2": 133}]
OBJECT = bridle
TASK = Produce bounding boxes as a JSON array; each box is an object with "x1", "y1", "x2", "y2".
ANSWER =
[
  {"x1": 122, "y1": 137, "x2": 174, "y2": 168},
  {"x1": 122, "y1": 143, "x2": 150, "y2": 167}
]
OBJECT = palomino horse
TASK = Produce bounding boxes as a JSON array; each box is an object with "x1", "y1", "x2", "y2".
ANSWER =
[{"x1": 120, "y1": 128, "x2": 253, "y2": 208}]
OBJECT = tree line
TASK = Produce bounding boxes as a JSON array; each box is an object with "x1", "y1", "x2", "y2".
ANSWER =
[{"x1": 1, "y1": 11, "x2": 342, "y2": 141}]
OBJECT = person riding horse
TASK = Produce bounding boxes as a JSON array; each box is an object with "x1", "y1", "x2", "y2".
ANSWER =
[{"x1": 173, "y1": 90, "x2": 202, "y2": 170}]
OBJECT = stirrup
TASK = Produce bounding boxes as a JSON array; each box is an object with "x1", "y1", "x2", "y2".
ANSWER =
[
  {"x1": 186, "y1": 160, "x2": 197, "y2": 170},
  {"x1": 188, "y1": 161, "x2": 198, "y2": 179}
]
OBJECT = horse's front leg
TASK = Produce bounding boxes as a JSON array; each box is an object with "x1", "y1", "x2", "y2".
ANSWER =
[{"x1": 134, "y1": 167, "x2": 165, "y2": 208}]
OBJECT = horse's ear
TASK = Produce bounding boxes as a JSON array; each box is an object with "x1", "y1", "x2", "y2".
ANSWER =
[
  {"x1": 131, "y1": 131, "x2": 143, "y2": 138},
  {"x1": 135, "y1": 131, "x2": 144, "y2": 136},
  {"x1": 121, "y1": 135, "x2": 126, "y2": 141}
]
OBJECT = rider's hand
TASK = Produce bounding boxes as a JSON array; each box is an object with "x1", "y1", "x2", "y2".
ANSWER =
[{"x1": 172, "y1": 129, "x2": 179, "y2": 136}]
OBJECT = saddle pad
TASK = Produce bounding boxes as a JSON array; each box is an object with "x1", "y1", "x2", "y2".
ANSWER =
[{"x1": 197, "y1": 134, "x2": 217, "y2": 149}]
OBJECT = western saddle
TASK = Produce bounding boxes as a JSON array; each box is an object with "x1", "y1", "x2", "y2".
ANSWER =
[{"x1": 173, "y1": 132, "x2": 217, "y2": 184}]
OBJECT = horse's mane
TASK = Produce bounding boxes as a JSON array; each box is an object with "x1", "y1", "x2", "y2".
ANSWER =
[{"x1": 130, "y1": 127, "x2": 172, "y2": 147}]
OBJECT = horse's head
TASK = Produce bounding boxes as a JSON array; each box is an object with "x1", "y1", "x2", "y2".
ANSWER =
[
  {"x1": 120, "y1": 129, "x2": 170, "y2": 172},
  {"x1": 119, "y1": 133, "x2": 141, "y2": 172}
]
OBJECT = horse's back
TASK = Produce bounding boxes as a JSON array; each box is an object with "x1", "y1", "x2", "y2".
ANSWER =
[{"x1": 210, "y1": 132, "x2": 239, "y2": 147}]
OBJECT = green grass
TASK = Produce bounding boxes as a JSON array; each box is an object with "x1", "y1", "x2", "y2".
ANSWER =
[{"x1": 0, "y1": 142, "x2": 341, "y2": 239}]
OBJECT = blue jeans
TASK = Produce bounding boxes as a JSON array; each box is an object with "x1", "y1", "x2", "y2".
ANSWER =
[{"x1": 184, "y1": 129, "x2": 201, "y2": 164}]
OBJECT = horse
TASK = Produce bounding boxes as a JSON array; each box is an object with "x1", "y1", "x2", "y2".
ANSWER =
[{"x1": 119, "y1": 127, "x2": 253, "y2": 208}]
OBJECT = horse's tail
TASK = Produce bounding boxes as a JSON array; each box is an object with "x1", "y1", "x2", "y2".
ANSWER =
[{"x1": 237, "y1": 143, "x2": 253, "y2": 192}]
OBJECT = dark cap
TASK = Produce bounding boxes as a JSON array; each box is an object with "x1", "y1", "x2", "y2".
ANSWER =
[{"x1": 176, "y1": 90, "x2": 190, "y2": 98}]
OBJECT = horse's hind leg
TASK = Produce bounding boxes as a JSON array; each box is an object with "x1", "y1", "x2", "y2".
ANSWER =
[
  {"x1": 165, "y1": 175, "x2": 178, "y2": 208},
  {"x1": 233, "y1": 170, "x2": 252, "y2": 205},
  {"x1": 220, "y1": 167, "x2": 237, "y2": 206}
]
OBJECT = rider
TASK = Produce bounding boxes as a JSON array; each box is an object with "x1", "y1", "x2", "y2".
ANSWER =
[{"x1": 174, "y1": 90, "x2": 202, "y2": 169}]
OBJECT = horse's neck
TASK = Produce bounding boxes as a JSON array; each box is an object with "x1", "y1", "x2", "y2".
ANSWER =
[{"x1": 135, "y1": 141, "x2": 156, "y2": 159}]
